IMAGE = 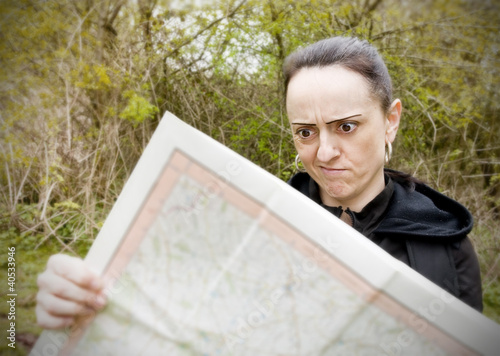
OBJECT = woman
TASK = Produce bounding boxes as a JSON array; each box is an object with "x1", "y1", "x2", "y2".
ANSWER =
[
  {"x1": 284, "y1": 36, "x2": 482, "y2": 311},
  {"x1": 36, "y1": 36, "x2": 482, "y2": 330}
]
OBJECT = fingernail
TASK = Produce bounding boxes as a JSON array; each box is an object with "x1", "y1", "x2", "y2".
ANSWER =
[
  {"x1": 95, "y1": 294, "x2": 107, "y2": 308},
  {"x1": 90, "y1": 278, "x2": 103, "y2": 291}
]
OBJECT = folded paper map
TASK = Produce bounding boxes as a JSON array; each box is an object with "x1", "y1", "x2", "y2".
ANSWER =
[{"x1": 31, "y1": 112, "x2": 500, "y2": 355}]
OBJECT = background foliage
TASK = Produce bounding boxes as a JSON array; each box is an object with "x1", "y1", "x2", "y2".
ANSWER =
[{"x1": 1, "y1": 0, "x2": 499, "y2": 353}]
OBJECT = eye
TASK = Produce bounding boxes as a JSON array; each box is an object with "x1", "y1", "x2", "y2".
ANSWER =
[
  {"x1": 339, "y1": 122, "x2": 357, "y2": 133},
  {"x1": 297, "y1": 128, "x2": 313, "y2": 139}
]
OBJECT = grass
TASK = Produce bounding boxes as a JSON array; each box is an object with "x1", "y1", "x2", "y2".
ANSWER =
[
  {"x1": 470, "y1": 220, "x2": 500, "y2": 324},
  {"x1": 483, "y1": 281, "x2": 500, "y2": 323}
]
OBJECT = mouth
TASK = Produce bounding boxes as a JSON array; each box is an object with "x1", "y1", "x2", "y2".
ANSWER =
[{"x1": 320, "y1": 167, "x2": 346, "y2": 175}]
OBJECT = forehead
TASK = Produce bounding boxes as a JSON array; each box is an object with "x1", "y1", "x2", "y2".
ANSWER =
[
  {"x1": 286, "y1": 66, "x2": 377, "y2": 118},
  {"x1": 287, "y1": 65, "x2": 370, "y2": 95}
]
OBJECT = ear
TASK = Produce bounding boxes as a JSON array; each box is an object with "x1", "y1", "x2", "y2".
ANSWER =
[{"x1": 386, "y1": 99, "x2": 402, "y2": 143}]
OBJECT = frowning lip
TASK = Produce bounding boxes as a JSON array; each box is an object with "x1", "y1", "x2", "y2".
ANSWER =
[{"x1": 320, "y1": 167, "x2": 347, "y2": 175}]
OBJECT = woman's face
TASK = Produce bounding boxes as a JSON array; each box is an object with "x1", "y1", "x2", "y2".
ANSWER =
[{"x1": 286, "y1": 65, "x2": 400, "y2": 211}]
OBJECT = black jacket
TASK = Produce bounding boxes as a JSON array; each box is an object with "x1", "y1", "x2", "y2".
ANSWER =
[{"x1": 288, "y1": 170, "x2": 483, "y2": 311}]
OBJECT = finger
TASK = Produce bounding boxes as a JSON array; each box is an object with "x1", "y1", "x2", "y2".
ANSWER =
[
  {"x1": 37, "y1": 271, "x2": 107, "y2": 309},
  {"x1": 36, "y1": 290, "x2": 98, "y2": 317},
  {"x1": 46, "y1": 254, "x2": 104, "y2": 291},
  {"x1": 35, "y1": 303, "x2": 74, "y2": 330}
]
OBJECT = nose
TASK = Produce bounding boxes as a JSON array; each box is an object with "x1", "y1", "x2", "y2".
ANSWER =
[{"x1": 316, "y1": 132, "x2": 341, "y2": 163}]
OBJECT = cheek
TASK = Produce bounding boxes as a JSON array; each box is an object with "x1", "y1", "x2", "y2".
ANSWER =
[
  {"x1": 347, "y1": 134, "x2": 384, "y2": 163},
  {"x1": 295, "y1": 142, "x2": 316, "y2": 165},
  {"x1": 364, "y1": 137, "x2": 382, "y2": 153}
]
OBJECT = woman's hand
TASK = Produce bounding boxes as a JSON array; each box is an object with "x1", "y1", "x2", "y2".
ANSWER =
[{"x1": 36, "y1": 254, "x2": 107, "y2": 329}]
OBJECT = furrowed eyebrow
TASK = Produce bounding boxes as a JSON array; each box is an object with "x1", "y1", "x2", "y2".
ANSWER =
[
  {"x1": 325, "y1": 114, "x2": 362, "y2": 125},
  {"x1": 291, "y1": 114, "x2": 362, "y2": 126}
]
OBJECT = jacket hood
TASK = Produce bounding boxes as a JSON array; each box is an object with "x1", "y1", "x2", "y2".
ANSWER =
[
  {"x1": 288, "y1": 171, "x2": 473, "y2": 243},
  {"x1": 375, "y1": 179, "x2": 473, "y2": 243}
]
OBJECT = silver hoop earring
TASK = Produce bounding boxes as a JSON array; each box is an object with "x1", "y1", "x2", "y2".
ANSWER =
[
  {"x1": 295, "y1": 154, "x2": 306, "y2": 172},
  {"x1": 385, "y1": 141, "x2": 392, "y2": 164}
]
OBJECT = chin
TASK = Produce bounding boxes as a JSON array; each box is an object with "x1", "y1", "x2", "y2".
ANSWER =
[{"x1": 323, "y1": 183, "x2": 351, "y2": 202}]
